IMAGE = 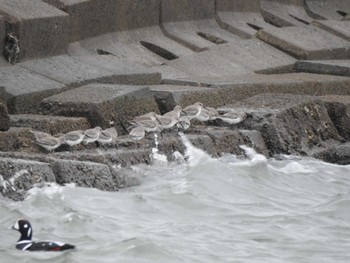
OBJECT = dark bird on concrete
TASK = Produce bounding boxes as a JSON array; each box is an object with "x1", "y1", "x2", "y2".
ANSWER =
[{"x1": 4, "y1": 33, "x2": 20, "y2": 65}]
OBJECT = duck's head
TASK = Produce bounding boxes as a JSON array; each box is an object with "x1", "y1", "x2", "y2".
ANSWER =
[{"x1": 13, "y1": 219, "x2": 33, "y2": 241}]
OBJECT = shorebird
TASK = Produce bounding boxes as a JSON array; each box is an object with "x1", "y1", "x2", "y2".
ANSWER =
[
  {"x1": 63, "y1": 130, "x2": 85, "y2": 147},
  {"x1": 155, "y1": 114, "x2": 179, "y2": 132},
  {"x1": 205, "y1": 106, "x2": 219, "y2": 120},
  {"x1": 194, "y1": 107, "x2": 210, "y2": 122},
  {"x1": 97, "y1": 128, "x2": 115, "y2": 145},
  {"x1": 30, "y1": 130, "x2": 51, "y2": 140},
  {"x1": 217, "y1": 111, "x2": 247, "y2": 125},
  {"x1": 163, "y1": 105, "x2": 182, "y2": 118},
  {"x1": 82, "y1": 126, "x2": 102, "y2": 144},
  {"x1": 129, "y1": 126, "x2": 145, "y2": 141},
  {"x1": 131, "y1": 112, "x2": 157, "y2": 123},
  {"x1": 35, "y1": 135, "x2": 65, "y2": 152},
  {"x1": 181, "y1": 102, "x2": 203, "y2": 120},
  {"x1": 129, "y1": 118, "x2": 160, "y2": 133}
]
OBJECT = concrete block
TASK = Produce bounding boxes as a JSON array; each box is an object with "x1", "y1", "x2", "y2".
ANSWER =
[
  {"x1": 319, "y1": 95, "x2": 350, "y2": 141},
  {"x1": 9, "y1": 114, "x2": 90, "y2": 135},
  {"x1": 52, "y1": 159, "x2": 119, "y2": 191},
  {"x1": 206, "y1": 39, "x2": 296, "y2": 74},
  {"x1": 44, "y1": 0, "x2": 160, "y2": 42},
  {"x1": 0, "y1": 102, "x2": 9, "y2": 131},
  {"x1": 0, "y1": 127, "x2": 40, "y2": 153},
  {"x1": 0, "y1": 0, "x2": 69, "y2": 60},
  {"x1": 41, "y1": 84, "x2": 160, "y2": 134},
  {"x1": 257, "y1": 25, "x2": 350, "y2": 60},
  {"x1": 216, "y1": 0, "x2": 276, "y2": 38},
  {"x1": 68, "y1": 26, "x2": 194, "y2": 66},
  {"x1": 214, "y1": 73, "x2": 350, "y2": 108},
  {"x1": 0, "y1": 66, "x2": 66, "y2": 114},
  {"x1": 305, "y1": 0, "x2": 349, "y2": 20},
  {"x1": 150, "y1": 85, "x2": 224, "y2": 113},
  {"x1": 168, "y1": 50, "x2": 251, "y2": 79},
  {"x1": 312, "y1": 20, "x2": 350, "y2": 42},
  {"x1": 295, "y1": 60, "x2": 350, "y2": 77},
  {"x1": 260, "y1": 0, "x2": 313, "y2": 27},
  {"x1": 161, "y1": 0, "x2": 239, "y2": 51},
  {"x1": 235, "y1": 93, "x2": 343, "y2": 156},
  {"x1": 0, "y1": 15, "x2": 7, "y2": 66},
  {"x1": 0, "y1": 157, "x2": 55, "y2": 200}
]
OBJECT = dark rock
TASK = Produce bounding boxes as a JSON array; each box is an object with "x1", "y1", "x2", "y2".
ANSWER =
[
  {"x1": 0, "y1": 102, "x2": 10, "y2": 131},
  {"x1": 0, "y1": 157, "x2": 55, "y2": 201},
  {"x1": 313, "y1": 143, "x2": 350, "y2": 165},
  {"x1": 51, "y1": 159, "x2": 119, "y2": 191}
]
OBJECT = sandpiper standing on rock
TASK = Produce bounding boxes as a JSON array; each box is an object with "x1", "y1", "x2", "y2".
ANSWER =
[
  {"x1": 35, "y1": 135, "x2": 65, "y2": 152},
  {"x1": 181, "y1": 102, "x2": 203, "y2": 120},
  {"x1": 83, "y1": 126, "x2": 102, "y2": 144}
]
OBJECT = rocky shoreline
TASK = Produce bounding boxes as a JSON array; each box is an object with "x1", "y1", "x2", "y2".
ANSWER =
[{"x1": 0, "y1": 0, "x2": 350, "y2": 200}]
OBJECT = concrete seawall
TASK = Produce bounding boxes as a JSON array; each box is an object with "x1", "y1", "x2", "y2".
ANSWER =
[{"x1": 0, "y1": 0, "x2": 350, "y2": 200}]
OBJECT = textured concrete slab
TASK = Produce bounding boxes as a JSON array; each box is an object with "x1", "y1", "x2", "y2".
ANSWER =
[
  {"x1": 0, "y1": 66, "x2": 66, "y2": 114},
  {"x1": 0, "y1": 0, "x2": 69, "y2": 61},
  {"x1": 257, "y1": 25, "x2": 350, "y2": 60},
  {"x1": 161, "y1": 0, "x2": 239, "y2": 51},
  {"x1": 260, "y1": 0, "x2": 314, "y2": 27},
  {"x1": 68, "y1": 26, "x2": 194, "y2": 67},
  {"x1": 150, "y1": 85, "x2": 224, "y2": 113},
  {"x1": 52, "y1": 159, "x2": 119, "y2": 191},
  {"x1": 312, "y1": 20, "x2": 350, "y2": 42},
  {"x1": 0, "y1": 127, "x2": 39, "y2": 152},
  {"x1": 319, "y1": 95, "x2": 350, "y2": 141},
  {"x1": 41, "y1": 84, "x2": 159, "y2": 134},
  {"x1": 0, "y1": 16, "x2": 7, "y2": 66},
  {"x1": 295, "y1": 60, "x2": 350, "y2": 77},
  {"x1": 216, "y1": 0, "x2": 276, "y2": 38},
  {"x1": 235, "y1": 93, "x2": 343, "y2": 156},
  {"x1": 168, "y1": 50, "x2": 251, "y2": 79},
  {"x1": 206, "y1": 39, "x2": 296, "y2": 73},
  {"x1": 305, "y1": 0, "x2": 349, "y2": 20},
  {"x1": 73, "y1": 55, "x2": 162, "y2": 85},
  {"x1": 211, "y1": 73, "x2": 350, "y2": 103},
  {"x1": 44, "y1": 0, "x2": 160, "y2": 42},
  {"x1": 10, "y1": 114, "x2": 90, "y2": 134},
  {"x1": 19, "y1": 55, "x2": 162, "y2": 88}
]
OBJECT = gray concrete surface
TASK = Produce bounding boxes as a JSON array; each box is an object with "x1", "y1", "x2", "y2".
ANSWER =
[
  {"x1": 312, "y1": 20, "x2": 350, "y2": 42},
  {"x1": 305, "y1": 0, "x2": 349, "y2": 20},
  {"x1": 295, "y1": 60, "x2": 350, "y2": 77}
]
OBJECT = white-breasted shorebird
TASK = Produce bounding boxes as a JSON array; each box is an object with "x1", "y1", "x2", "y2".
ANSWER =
[
  {"x1": 83, "y1": 126, "x2": 102, "y2": 144},
  {"x1": 35, "y1": 135, "x2": 65, "y2": 152},
  {"x1": 181, "y1": 102, "x2": 203, "y2": 120}
]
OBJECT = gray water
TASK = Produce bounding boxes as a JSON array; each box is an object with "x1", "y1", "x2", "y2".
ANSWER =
[{"x1": 1, "y1": 138, "x2": 350, "y2": 263}]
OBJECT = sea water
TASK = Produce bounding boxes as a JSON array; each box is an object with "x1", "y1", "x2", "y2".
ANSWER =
[{"x1": 1, "y1": 136, "x2": 350, "y2": 263}]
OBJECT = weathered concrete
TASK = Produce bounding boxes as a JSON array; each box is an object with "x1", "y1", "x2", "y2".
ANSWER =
[
  {"x1": 0, "y1": 157, "x2": 56, "y2": 200},
  {"x1": 305, "y1": 0, "x2": 349, "y2": 20},
  {"x1": 0, "y1": 102, "x2": 9, "y2": 131},
  {"x1": 150, "y1": 85, "x2": 224, "y2": 113},
  {"x1": 41, "y1": 84, "x2": 160, "y2": 134},
  {"x1": 44, "y1": 0, "x2": 160, "y2": 42},
  {"x1": 216, "y1": 0, "x2": 277, "y2": 38},
  {"x1": 260, "y1": 0, "x2": 314, "y2": 27},
  {"x1": 9, "y1": 114, "x2": 90, "y2": 135},
  {"x1": 312, "y1": 20, "x2": 350, "y2": 42},
  {"x1": 313, "y1": 143, "x2": 350, "y2": 165},
  {"x1": 0, "y1": 0, "x2": 69, "y2": 61},
  {"x1": 161, "y1": 0, "x2": 239, "y2": 51},
  {"x1": 257, "y1": 25, "x2": 350, "y2": 60},
  {"x1": 68, "y1": 27, "x2": 194, "y2": 67},
  {"x1": 295, "y1": 60, "x2": 350, "y2": 77},
  {"x1": 0, "y1": 127, "x2": 41, "y2": 153},
  {"x1": 0, "y1": 16, "x2": 8, "y2": 66},
  {"x1": 234, "y1": 93, "x2": 344, "y2": 156},
  {"x1": 319, "y1": 95, "x2": 350, "y2": 141},
  {"x1": 0, "y1": 66, "x2": 66, "y2": 114},
  {"x1": 19, "y1": 55, "x2": 161, "y2": 88},
  {"x1": 52, "y1": 159, "x2": 119, "y2": 191}
]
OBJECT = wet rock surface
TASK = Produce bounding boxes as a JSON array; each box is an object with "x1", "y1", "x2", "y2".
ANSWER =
[{"x1": 0, "y1": 0, "x2": 350, "y2": 200}]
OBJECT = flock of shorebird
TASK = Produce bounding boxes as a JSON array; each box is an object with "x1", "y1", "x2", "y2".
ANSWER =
[{"x1": 32, "y1": 102, "x2": 247, "y2": 152}]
